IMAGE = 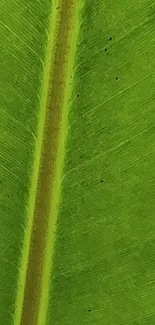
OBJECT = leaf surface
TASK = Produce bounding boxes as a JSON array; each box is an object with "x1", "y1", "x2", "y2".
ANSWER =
[{"x1": 0, "y1": 1, "x2": 155, "y2": 325}]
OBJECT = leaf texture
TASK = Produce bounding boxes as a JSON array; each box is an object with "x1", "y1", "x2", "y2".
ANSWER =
[{"x1": 0, "y1": 0, "x2": 155, "y2": 325}]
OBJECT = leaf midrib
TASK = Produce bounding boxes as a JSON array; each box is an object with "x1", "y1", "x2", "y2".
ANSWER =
[{"x1": 13, "y1": 1, "x2": 82, "y2": 325}]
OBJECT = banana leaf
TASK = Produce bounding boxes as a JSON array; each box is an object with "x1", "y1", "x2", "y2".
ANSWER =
[{"x1": 0, "y1": 1, "x2": 155, "y2": 325}]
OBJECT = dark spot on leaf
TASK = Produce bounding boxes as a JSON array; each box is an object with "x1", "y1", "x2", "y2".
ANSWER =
[
  {"x1": 0, "y1": 180, "x2": 2, "y2": 184},
  {"x1": 116, "y1": 76, "x2": 118, "y2": 80},
  {"x1": 104, "y1": 48, "x2": 107, "y2": 52},
  {"x1": 80, "y1": 156, "x2": 83, "y2": 159},
  {"x1": 77, "y1": 93, "x2": 79, "y2": 97},
  {"x1": 88, "y1": 309, "x2": 91, "y2": 312},
  {"x1": 109, "y1": 37, "x2": 112, "y2": 41},
  {"x1": 100, "y1": 180, "x2": 104, "y2": 183}
]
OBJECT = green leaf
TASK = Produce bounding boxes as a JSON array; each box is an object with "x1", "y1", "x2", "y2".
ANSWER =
[{"x1": 1, "y1": 0, "x2": 155, "y2": 325}]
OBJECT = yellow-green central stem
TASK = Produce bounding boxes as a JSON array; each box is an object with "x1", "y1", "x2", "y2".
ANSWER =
[{"x1": 14, "y1": 0, "x2": 82, "y2": 325}]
